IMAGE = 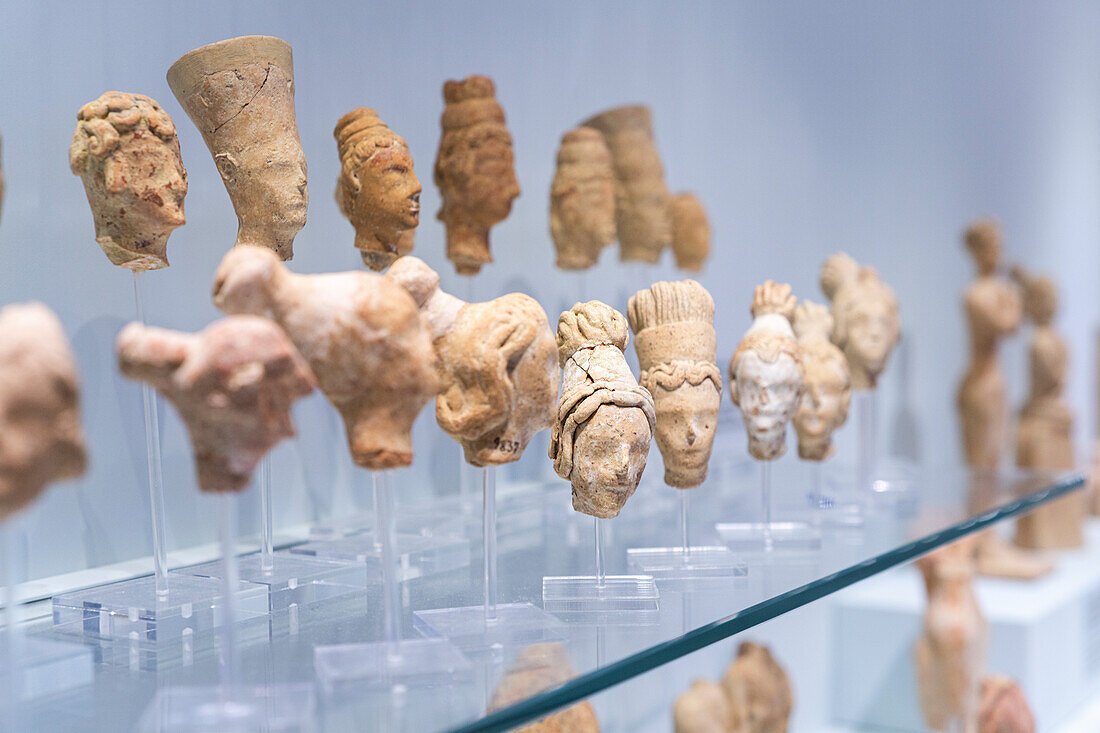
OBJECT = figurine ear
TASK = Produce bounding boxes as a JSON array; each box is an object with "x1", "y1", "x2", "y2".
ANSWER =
[
  {"x1": 214, "y1": 153, "x2": 240, "y2": 184},
  {"x1": 728, "y1": 375, "x2": 740, "y2": 407}
]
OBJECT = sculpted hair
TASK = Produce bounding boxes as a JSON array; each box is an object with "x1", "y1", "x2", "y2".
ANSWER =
[
  {"x1": 641, "y1": 360, "x2": 721, "y2": 394},
  {"x1": 556, "y1": 301, "x2": 628, "y2": 365},
  {"x1": 69, "y1": 92, "x2": 178, "y2": 175},
  {"x1": 627, "y1": 279, "x2": 713, "y2": 331}
]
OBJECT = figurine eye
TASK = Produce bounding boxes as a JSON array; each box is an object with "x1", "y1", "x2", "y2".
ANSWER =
[{"x1": 386, "y1": 165, "x2": 408, "y2": 174}]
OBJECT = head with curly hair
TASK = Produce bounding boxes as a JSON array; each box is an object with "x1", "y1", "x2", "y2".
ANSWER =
[
  {"x1": 335, "y1": 108, "x2": 421, "y2": 271},
  {"x1": 820, "y1": 253, "x2": 900, "y2": 390},
  {"x1": 628, "y1": 280, "x2": 721, "y2": 487},
  {"x1": 69, "y1": 92, "x2": 187, "y2": 270}
]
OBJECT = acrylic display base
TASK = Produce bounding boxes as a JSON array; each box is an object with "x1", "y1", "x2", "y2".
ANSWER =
[
  {"x1": 52, "y1": 573, "x2": 268, "y2": 641},
  {"x1": 0, "y1": 634, "x2": 93, "y2": 701},
  {"x1": 139, "y1": 683, "x2": 316, "y2": 733},
  {"x1": 413, "y1": 602, "x2": 567, "y2": 653},
  {"x1": 180, "y1": 551, "x2": 365, "y2": 613},
  {"x1": 626, "y1": 546, "x2": 748, "y2": 585},
  {"x1": 715, "y1": 521, "x2": 822, "y2": 553},
  {"x1": 542, "y1": 575, "x2": 659, "y2": 622},
  {"x1": 314, "y1": 637, "x2": 472, "y2": 691},
  {"x1": 289, "y1": 532, "x2": 470, "y2": 582}
]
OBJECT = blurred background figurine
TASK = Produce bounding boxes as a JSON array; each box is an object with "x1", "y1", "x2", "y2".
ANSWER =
[{"x1": 549, "y1": 127, "x2": 616, "y2": 270}]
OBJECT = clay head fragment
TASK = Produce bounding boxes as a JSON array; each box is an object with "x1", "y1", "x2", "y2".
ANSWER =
[
  {"x1": 628, "y1": 280, "x2": 721, "y2": 488},
  {"x1": 729, "y1": 282, "x2": 804, "y2": 461},
  {"x1": 334, "y1": 108, "x2": 421, "y2": 271},
  {"x1": 673, "y1": 679, "x2": 734, "y2": 733},
  {"x1": 117, "y1": 317, "x2": 315, "y2": 493},
  {"x1": 670, "y1": 193, "x2": 711, "y2": 272},
  {"x1": 721, "y1": 641, "x2": 794, "y2": 733},
  {"x1": 0, "y1": 303, "x2": 87, "y2": 521},
  {"x1": 550, "y1": 301, "x2": 655, "y2": 518},
  {"x1": 167, "y1": 36, "x2": 308, "y2": 261},
  {"x1": 978, "y1": 676, "x2": 1035, "y2": 733},
  {"x1": 489, "y1": 643, "x2": 600, "y2": 733},
  {"x1": 820, "y1": 253, "x2": 900, "y2": 390},
  {"x1": 213, "y1": 245, "x2": 439, "y2": 469},
  {"x1": 792, "y1": 301, "x2": 850, "y2": 461},
  {"x1": 549, "y1": 127, "x2": 616, "y2": 270},
  {"x1": 434, "y1": 75, "x2": 520, "y2": 275},
  {"x1": 386, "y1": 256, "x2": 558, "y2": 466},
  {"x1": 582, "y1": 105, "x2": 672, "y2": 263},
  {"x1": 69, "y1": 92, "x2": 187, "y2": 271}
]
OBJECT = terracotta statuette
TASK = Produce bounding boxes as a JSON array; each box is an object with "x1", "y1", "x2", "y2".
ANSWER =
[
  {"x1": 670, "y1": 193, "x2": 710, "y2": 272},
  {"x1": 167, "y1": 35, "x2": 308, "y2": 261},
  {"x1": 213, "y1": 245, "x2": 439, "y2": 470},
  {"x1": 0, "y1": 303, "x2": 87, "y2": 520},
  {"x1": 820, "y1": 253, "x2": 900, "y2": 390},
  {"x1": 673, "y1": 679, "x2": 733, "y2": 733},
  {"x1": 117, "y1": 317, "x2": 315, "y2": 493},
  {"x1": 582, "y1": 105, "x2": 672, "y2": 263},
  {"x1": 434, "y1": 75, "x2": 520, "y2": 275},
  {"x1": 721, "y1": 642, "x2": 794, "y2": 733},
  {"x1": 69, "y1": 92, "x2": 187, "y2": 270},
  {"x1": 1011, "y1": 266, "x2": 1083, "y2": 549},
  {"x1": 978, "y1": 676, "x2": 1035, "y2": 733},
  {"x1": 386, "y1": 256, "x2": 558, "y2": 466},
  {"x1": 914, "y1": 535, "x2": 987, "y2": 733},
  {"x1": 792, "y1": 301, "x2": 851, "y2": 461},
  {"x1": 549, "y1": 127, "x2": 616, "y2": 270},
  {"x1": 551, "y1": 301, "x2": 655, "y2": 518},
  {"x1": 627, "y1": 280, "x2": 721, "y2": 488},
  {"x1": 489, "y1": 643, "x2": 600, "y2": 733},
  {"x1": 729, "y1": 281, "x2": 804, "y2": 461},
  {"x1": 334, "y1": 108, "x2": 421, "y2": 271}
]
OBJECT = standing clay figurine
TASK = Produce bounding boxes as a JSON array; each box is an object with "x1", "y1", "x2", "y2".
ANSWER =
[
  {"x1": 549, "y1": 127, "x2": 616, "y2": 270},
  {"x1": 434, "y1": 75, "x2": 520, "y2": 275},
  {"x1": 0, "y1": 303, "x2": 87, "y2": 520},
  {"x1": 670, "y1": 193, "x2": 710, "y2": 272},
  {"x1": 213, "y1": 245, "x2": 439, "y2": 469},
  {"x1": 69, "y1": 92, "x2": 187, "y2": 270},
  {"x1": 386, "y1": 256, "x2": 558, "y2": 466},
  {"x1": 489, "y1": 643, "x2": 600, "y2": 733},
  {"x1": 978, "y1": 676, "x2": 1035, "y2": 733},
  {"x1": 117, "y1": 317, "x2": 315, "y2": 493},
  {"x1": 729, "y1": 282, "x2": 804, "y2": 461},
  {"x1": 721, "y1": 641, "x2": 794, "y2": 733},
  {"x1": 1011, "y1": 266, "x2": 1083, "y2": 549},
  {"x1": 819, "y1": 253, "x2": 900, "y2": 390},
  {"x1": 914, "y1": 534, "x2": 987, "y2": 733},
  {"x1": 582, "y1": 105, "x2": 672, "y2": 263},
  {"x1": 673, "y1": 679, "x2": 733, "y2": 733},
  {"x1": 627, "y1": 280, "x2": 721, "y2": 488},
  {"x1": 792, "y1": 301, "x2": 851, "y2": 461},
  {"x1": 550, "y1": 301, "x2": 655, "y2": 518},
  {"x1": 167, "y1": 35, "x2": 308, "y2": 261},
  {"x1": 334, "y1": 107, "x2": 421, "y2": 271}
]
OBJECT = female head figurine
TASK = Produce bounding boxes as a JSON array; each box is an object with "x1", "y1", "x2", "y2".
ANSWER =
[
  {"x1": 549, "y1": 126, "x2": 616, "y2": 270},
  {"x1": 434, "y1": 75, "x2": 520, "y2": 275},
  {"x1": 792, "y1": 301, "x2": 851, "y2": 461},
  {"x1": 966, "y1": 219, "x2": 1002, "y2": 277},
  {"x1": 0, "y1": 303, "x2": 87, "y2": 520},
  {"x1": 69, "y1": 92, "x2": 187, "y2": 270},
  {"x1": 551, "y1": 301, "x2": 655, "y2": 518},
  {"x1": 386, "y1": 256, "x2": 558, "y2": 467},
  {"x1": 820, "y1": 253, "x2": 900, "y2": 390},
  {"x1": 334, "y1": 108, "x2": 421, "y2": 271},
  {"x1": 628, "y1": 280, "x2": 721, "y2": 488},
  {"x1": 729, "y1": 281, "x2": 804, "y2": 461},
  {"x1": 167, "y1": 35, "x2": 308, "y2": 261}
]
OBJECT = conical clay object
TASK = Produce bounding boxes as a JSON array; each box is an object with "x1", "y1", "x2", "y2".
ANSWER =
[
  {"x1": 792, "y1": 301, "x2": 851, "y2": 461},
  {"x1": 551, "y1": 301, "x2": 654, "y2": 518},
  {"x1": 549, "y1": 127, "x2": 616, "y2": 270},
  {"x1": 168, "y1": 36, "x2": 308, "y2": 261},
  {"x1": 213, "y1": 245, "x2": 439, "y2": 470},
  {"x1": 117, "y1": 317, "x2": 315, "y2": 493},
  {"x1": 69, "y1": 92, "x2": 187, "y2": 270},
  {"x1": 387, "y1": 256, "x2": 558, "y2": 466},
  {"x1": 670, "y1": 193, "x2": 710, "y2": 272},
  {"x1": 820, "y1": 253, "x2": 900, "y2": 390}
]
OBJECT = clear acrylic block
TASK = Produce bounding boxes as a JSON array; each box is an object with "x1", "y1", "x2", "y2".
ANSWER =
[
  {"x1": 289, "y1": 532, "x2": 470, "y2": 582},
  {"x1": 626, "y1": 546, "x2": 748, "y2": 584},
  {"x1": 715, "y1": 521, "x2": 823, "y2": 553},
  {"x1": 314, "y1": 637, "x2": 472, "y2": 691},
  {"x1": 138, "y1": 683, "x2": 316, "y2": 732},
  {"x1": 542, "y1": 575, "x2": 659, "y2": 622},
  {"x1": 413, "y1": 602, "x2": 567, "y2": 653}
]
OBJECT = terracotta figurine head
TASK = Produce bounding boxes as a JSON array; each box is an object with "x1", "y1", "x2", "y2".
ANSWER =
[
  {"x1": 820, "y1": 253, "x2": 900, "y2": 390},
  {"x1": 69, "y1": 92, "x2": 187, "y2": 270},
  {"x1": 334, "y1": 108, "x2": 421, "y2": 271},
  {"x1": 0, "y1": 303, "x2": 87, "y2": 520},
  {"x1": 792, "y1": 300, "x2": 851, "y2": 461},
  {"x1": 721, "y1": 641, "x2": 794, "y2": 733},
  {"x1": 670, "y1": 193, "x2": 711, "y2": 272},
  {"x1": 965, "y1": 219, "x2": 1002, "y2": 277},
  {"x1": 168, "y1": 35, "x2": 308, "y2": 261},
  {"x1": 628, "y1": 280, "x2": 721, "y2": 488},
  {"x1": 551, "y1": 301, "x2": 655, "y2": 518},
  {"x1": 729, "y1": 281, "x2": 804, "y2": 461},
  {"x1": 386, "y1": 256, "x2": 558, "y2": 466},
  {"x1": 673, "y1": 679, "x2": 734, "y2": 733},
  {"x1": 213, "y1": 245, "x2": 439, "y2": 469},
  {"x1": 549, "y1": 126, "x2": 616, "y2": 270},
  {"x1": 434, "y1": 75, "x2": 520, "y2": 275},
  {"x1": 117, "y1": 317, "x2": 315, "y2": 493},
  {"x1": 490, "y1": 643, "x2": 600, "y2": 733}
]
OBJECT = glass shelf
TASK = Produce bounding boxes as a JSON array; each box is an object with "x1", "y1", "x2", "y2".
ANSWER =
[{"x1": 4, "y1": 465, "x2": 1083, "y2": 732}]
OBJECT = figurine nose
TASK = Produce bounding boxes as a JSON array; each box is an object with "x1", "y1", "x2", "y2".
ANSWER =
[{"x1": 686, "y1": 420, "x2": 698, "y2": 445}]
